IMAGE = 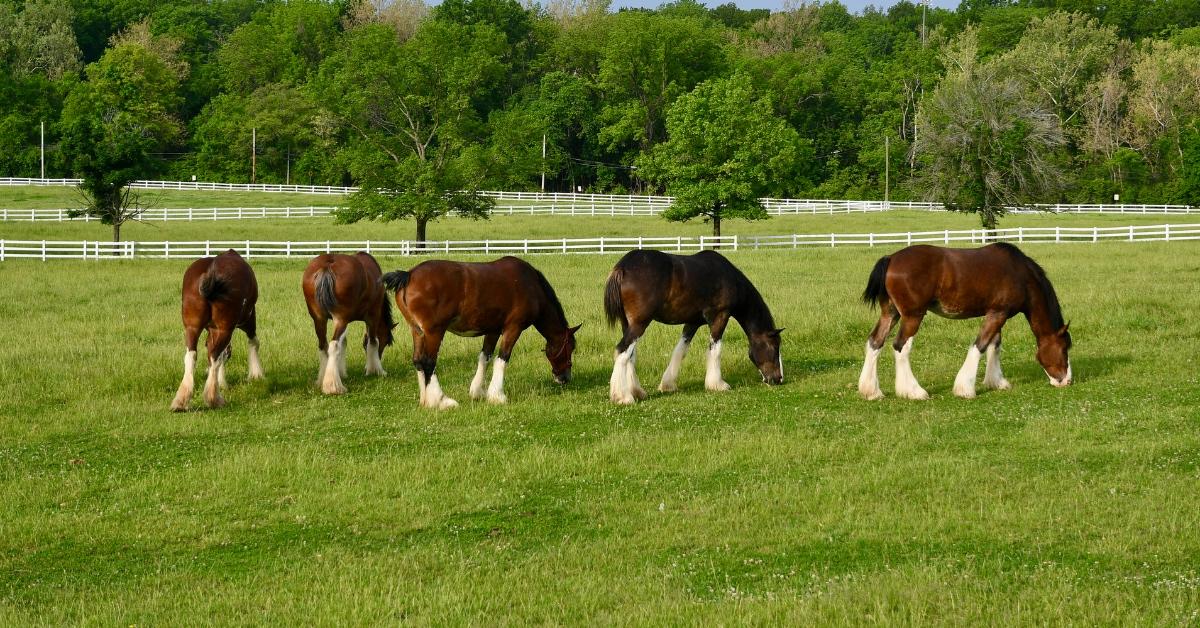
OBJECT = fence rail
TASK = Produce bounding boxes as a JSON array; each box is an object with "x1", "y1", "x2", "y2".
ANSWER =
[{"x1": 3, "y1": 223, "x2": 1197, "y2": 261}]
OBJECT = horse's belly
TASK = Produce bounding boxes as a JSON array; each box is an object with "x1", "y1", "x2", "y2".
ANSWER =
[
  {"x1": 448, "y1": 328, "x2": 485, "y2": 338},
  {"x1": 929, "y1": 302, "x2": 976, "y2": 319}
]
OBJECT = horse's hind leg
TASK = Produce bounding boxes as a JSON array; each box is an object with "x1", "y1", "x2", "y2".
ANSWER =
[
  {"x1": 413, "y1": 328, "x2": 456, "y2": 410},
  {"x1": 171, "y1": 325, "x2": 202, "y2": 412},
  {"x1": 610, "y1": 319, "x2": 649, "y2": 404},
  {"x1": 242, "y1": 311, "x2": 264, "y2": 381},
  {"x1": 363, "y1": 317, "x2": 387, "y2": 377},
  {"x1": 203, "y1": 326, "x2": 235, "y2": 408},
  {"x1": 983, "y1": 330, "x2": 1012, "y2": 391},
  {"x1": 470, "y1": 334, "x2": 499, "y2": 401},
  {"x1": 892, "y1": 312, "x2": 929, "y2": 400},
  {"x1": 659, "y1": 323, "x2": 700, "y2": 393},
  {"x1": 321, "y1": 319, "x2": 349, "y2": 395},
  {"x1": 859, "y1": 300, "x2": 898, "y2": 400}
]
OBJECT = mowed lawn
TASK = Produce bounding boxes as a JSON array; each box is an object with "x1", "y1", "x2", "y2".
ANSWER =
[{"x1": 1, "y1": 243, "x2": 1199, "y2": 623}]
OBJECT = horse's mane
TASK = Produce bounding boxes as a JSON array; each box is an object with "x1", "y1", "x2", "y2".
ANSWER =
[
  {"x1": 719, "y1": 256, "x2": 776, "y2": 331},
  {"x1": 994, "y1": 242, "x2": 1065, "y2": 330},
  {"x1": 532, "y1": 266, "x2": 567, "y2": 327}
]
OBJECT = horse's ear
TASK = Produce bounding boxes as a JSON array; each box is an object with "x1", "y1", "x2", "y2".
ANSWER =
[
  {"x1": 1058, "y1": 322, "x2": 1070, "y2": 336},
  {"x1": 569, "y1": 324, "x2": 583, "y2": 335}
]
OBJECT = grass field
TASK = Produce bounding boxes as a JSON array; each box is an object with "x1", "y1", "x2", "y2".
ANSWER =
[
  {"x1": 2, "y1": 242, "x2": 1199, "y2": 623},
  {"x1": 0, "y1": 185, "x2": 347, "y2": 210}
]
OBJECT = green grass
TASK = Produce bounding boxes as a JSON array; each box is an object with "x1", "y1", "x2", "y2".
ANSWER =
[
  {"x1": 1, "y1": 209, "x2": 1192, "y2": 244},
  {"x1": 0, "y1": 185, "x2": 347, "y2": 210},
  {"x1": 1, "y1": 244, "x2": 1199, "y2": 623}
]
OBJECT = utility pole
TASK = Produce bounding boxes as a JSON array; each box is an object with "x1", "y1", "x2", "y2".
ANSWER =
[
  {"x1": 251, "y1": 127, "x2": 257, "y2": 184},
  {"x1": 884, "y1": 134, "x2": 890, "y2": 209},
  {"x1": 921, "y1": 0, "x2": 928, "y2": 48},
  {"x1": 40, "y1": 121, "x2": 45, "y2": 179},
  {"x1": 540, "y1": 133, "x2": 547, "y2": 192},
  {"x1": 286, "y1": 146, "x2": 291, "y2": 185}
]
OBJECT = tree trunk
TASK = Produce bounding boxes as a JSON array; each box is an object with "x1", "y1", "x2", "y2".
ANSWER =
[
  {"x1": 415, "y1": 217, "x2": 428, "y2": 250},
  {"x1": 113, "y1": 220, "x2": 121, "y2": 242},
  {"x1": 712, "y1": 204, "x2": 722, "y2": 238}
]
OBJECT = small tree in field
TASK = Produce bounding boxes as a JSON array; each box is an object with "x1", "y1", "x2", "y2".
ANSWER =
[
  {"x1": 59, "y1": 25, "x2": 184, "y2": 241},
  {"x1": 914, "y1": 27, "x2": 1065, "y2": 229},
  {"x1": 637, "y1": 74, "x2": 799, "y2": 237}
]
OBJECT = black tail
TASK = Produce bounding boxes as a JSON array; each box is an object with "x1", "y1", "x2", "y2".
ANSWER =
[
  {"x1": 604, "y1": 269, "x2": 624, "y2": 327},
  {"x1": 381, "y1": 270, "x2": 410, "y2": 293},
  {"x1": 314, "y1": 267, "x2": 337, "y2": 317},
  {"x1": 861, "y1": 255, "x2": 891, "y2": 308},
  {"x1": 378, "y1": 286, "x2": 396, "y2": 347},
  {"x1": 198, "y1": 269, "x2": 228, "y2": 301}
]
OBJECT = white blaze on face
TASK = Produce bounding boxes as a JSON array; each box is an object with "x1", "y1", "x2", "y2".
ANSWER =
[{"x1": 1047, "y1": 360, "x2": 1073, "y2": 387}]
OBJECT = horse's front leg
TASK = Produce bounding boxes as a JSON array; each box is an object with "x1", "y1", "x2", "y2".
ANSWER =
[
  {"x1": 893, "y1": 312, "x2": 928, "y2": 400},
  {"x1": 171, "y1": 325, "x2": 202, "y2": 412},
  {"x1": 470, "y1": 334, "x2": 499, "y2": 401},
  {"x1": 859, "y1": 301, "x2": 898, "y2": 400},
  {"x1": 611, "y1": 319, "x2": 649, "y2": 404},
  {"x1": 486, "y1": 329, "x2": 523, "y2": 404},
  {"x1": 982, "y1": 330, "x2": 1012, "y2": 391},
  {"x1": 955, "y1": 313, "x2": 1010, "y2": 397},
  {"x1": 203, "y1": 326, "x2": 235, "y2": 408},
  {"x1": 704, "y1": 313, "x2": 732, "y2": 392},
  {"x1": 241, "y1": 310, "x2": 264, "y2": 381},
  {"x1": 659, "y1": 323, "x2": 700, "y2": 393},
  {"x1": 413, "y1": 328, "x2": 456, "y2": 410}
]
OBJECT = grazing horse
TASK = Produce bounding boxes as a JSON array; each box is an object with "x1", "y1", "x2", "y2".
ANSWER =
[
  {"x1": 170, "y1": 249, "x2": 263, "y2": 411},
  {"x1": 302, "y1": 252, "x2": 395, "y2": 395},
  {"x1": 604, "y1": 249, "x2": 784, "y2": 405},
  {"x1": 382, "y1": 256, "x2": 580, "y2": 409},
  {"x1": 858, "y1": 242, "x2": 1073, "y2": 401}
]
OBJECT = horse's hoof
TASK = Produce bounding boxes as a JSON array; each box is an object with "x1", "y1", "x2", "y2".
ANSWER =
[
  {"x1": 206, "y1": 396, "x2": 226, "y2": 409},
  {"x1": 169, "y1": 400, "x2": 189, "y2": 412},
  {"x1": 986, "y1": 378, "x2": 1012, "y2": 391},
  {"x1": 859, "y1": 388, "x2": 883, "y2": 401},
  {"x1": 658, "y1": 382, "x2": 677, "y2": 393},
  {"x1": 706, "y1": 381, "x2": 731, "y2": 392},
  {"x1": 611, "y1": 396, "x2": 636, "y2": 406},
  {"x1": 631, "y1": 386, "x2": 647, "y2": 401},
  {"x1": 897, "y1": 388, "x2": 929, "y2": 401},
  {"x1": 487, "y1": 394, "x2": 507, "y2": 405},
  {"x1": 439, "y1": 397, "x2": 459, "y2": 410},
  {"x1": 322, "y1": 383, "x2": 347, "y2": 395}
]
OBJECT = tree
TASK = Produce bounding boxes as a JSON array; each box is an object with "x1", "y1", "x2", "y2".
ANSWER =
[
  {"x1": 913, "y1": 27, "x2": 1066, "y2": 229},
  {"x1": 315, "y1": 20, "x2": 505, "y2": 246},
  {"x1": 59, "y1": 29, "x2": 184, "y2": 241},
  {"x1": 636, "y1": 74, "x2": 801, "y2": 237}
]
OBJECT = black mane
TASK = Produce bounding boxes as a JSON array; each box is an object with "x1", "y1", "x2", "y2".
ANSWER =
[
  {"x1": 995, "y1": 242, "x2": 1065, "y2": 330},
  {"x1": 532, "y1": 266, "x2": 568, "y2": 328}
]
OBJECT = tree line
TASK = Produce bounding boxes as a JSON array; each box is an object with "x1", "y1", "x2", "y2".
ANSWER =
[{"x1": 2, "y1": 0, "x2": 1200, "y2": 238}]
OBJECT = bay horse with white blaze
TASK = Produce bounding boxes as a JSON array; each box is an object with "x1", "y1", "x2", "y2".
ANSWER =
[
  {"x1": 604, "y1": 249, "x2": 783, "y2": 405},
  {"x1": 382, "y1": 256, "x2": 580, "y2": 409},
  {"x1": 302, "y1": 252, "x2": 395, "y2": 395},
  {"x1": 858, "y1": 242, "x2": 1072, "y2": 400},
  {"x1": 171, "y1": 249, "x2": 263, "y2": 411}
]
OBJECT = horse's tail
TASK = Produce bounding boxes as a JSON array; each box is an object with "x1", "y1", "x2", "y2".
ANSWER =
[
  {"x1": 198, "y1": 267, "x2": 228, "y2": 301},
  {"x1": 861, "y1": 255, "x2": 891, "y2": 308},
  {"x1": 381, "y1": 270, "x2": 410, "y2": 293},
  {"x1": 314, "y1": 267, "x2": 337, "y2": 317},
  {"x1": 378, "y1": 285, "x2": 396, "y2": 347},
  {"x1": 604, "y1": 269, "x2": 625, "y2": 328}
]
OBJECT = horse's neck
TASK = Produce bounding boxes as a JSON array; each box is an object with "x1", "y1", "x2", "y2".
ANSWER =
[
  {"x1": 732, "y1": 285, "x2": 774, "y2": 334},
  {"x1": 533, "y1": 307, "x2": 567, "y2": 340},
  {"x1": 1024, "y1": 279, "x2": 1059, "y2": 339}
]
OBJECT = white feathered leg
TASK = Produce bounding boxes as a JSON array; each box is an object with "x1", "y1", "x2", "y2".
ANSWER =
[
  {"x1": 610, "y1": 344, "x2": 637, "y2": 405},
  {"x1": 953, "y1": 344, "x2": 982, "y2": 399},
  {"x1": 486, "y1": 358, "x2": 508, "y2": 404},
  {"x1": 705, "y1": 338, "x2": 730, "y2": 392},
  {"x1": 469, "y1": 352, "x2": 490, "y2": 400},
  {"x1": 983, "y1": 343, "x2": 1011, "y2": 390},
  {"x1": 858, "y1": 341, "x2": 884, "y2": 400},
  {"x1": 659, "y1": 336, "x2": 691, "y2": 393},
  {"x1": 321, "y1": 336, "x2": 347, "y2": 395},
  {"x1": 247, "y1": 338, "x2": 264, "y2": 381},
  {"x1": 893, "y1": 337, "x2": 928, "y2": 400},
  {"x1": 170, "y1": 350, "x2": 197, "y2": 411}
]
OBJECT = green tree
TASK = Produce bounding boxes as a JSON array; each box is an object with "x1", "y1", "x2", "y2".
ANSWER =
[
  {"x1": 59, "y1": 33, "x2": 184, "y2": 240},
  {"x1": 913, "y1": 27, "x2": 1066, "y2": 229},
  {"x1": 315, "y1": 21, "x2": 505, "y2": 246},
  {"x1": 636, "y1": 74, "x2": 801, "y2": 237}
]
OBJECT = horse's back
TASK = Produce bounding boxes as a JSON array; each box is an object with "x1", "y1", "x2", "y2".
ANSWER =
[{"x1": 887, "y1": 244, "x2": 1032, "y2": 316}]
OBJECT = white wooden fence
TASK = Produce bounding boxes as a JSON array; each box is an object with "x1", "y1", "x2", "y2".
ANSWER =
[
  {"x1": 2, "y1": 223, "x2": 1196, "y2": 260},
  {"x1": 0, "y1": 206, "x2": 340, "y2": 221},
  {"x1": 0, "y1": 177, "x2": 354, "y2": 195}
]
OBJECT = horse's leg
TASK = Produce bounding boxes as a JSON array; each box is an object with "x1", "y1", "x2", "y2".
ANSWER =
[
  {"x1": 487, "y1": 329, "x2": 523, "y2": 404},
  {"x1": 203, "y1": 326, "x2": 235, "y2": 408},
  {"x1": 170, "y1": 325, "x2": 202, "y2": 412},
  {"x1": 659, "y1": 323, "x2": 700, "y2": 393},
  {"x1": 363, "y1": 316, "x2": 387, "y2": 376},
  {"x1": 705, "y1": 313, "x2": 732, "y2": 392},
  {"x1": 954, "y1": 312, "x2": 1009, "y2": 398},
  {"x1": 610, "y1": 319, "x2": 648, "y2": 404},
  {"x1": 310, "y1": 313, "x2": 329, "y2": 386},
  {"x1": 470, "y1": 334, "x2": 499, "y2": 401},
  {"x1": 414, "y1": 328, "x2": 456, "y2": 410},
  {"x1": 242, "y1": 310, "x2": 264, "y2": 381},
  {"x1": 892, "y1": 312, "x2": 929, "y2": 400},
  {"x1": 859, "y1": 300, "x2": 899, "y2": 400},
  {"x1": 981, "y1": 319, "x2": 1012, "y2": 391},
  {"x1": 321, "y1": 318, "x2": 349, "y2": 395},
  {"x1": 410, "y1": 328, "x2": 427, "y2": 406}
]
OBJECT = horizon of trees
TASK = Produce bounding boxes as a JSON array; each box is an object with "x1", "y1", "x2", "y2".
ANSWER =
[{"x1": 2, "y1": 0, "x2": 1200, "y2": 211}]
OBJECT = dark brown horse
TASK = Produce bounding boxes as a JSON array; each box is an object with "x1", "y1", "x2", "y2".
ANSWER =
[
  {"x1": 604, "y1": 249, "x2": 783, "y2": 405},
  {"x1": 382, "y1": 256, "x2": 580, "y2": 409},
  {"x1": 171, "y1": 249, "x2": 262, "y2": 411},
  {"x1": 302, "y1": 252, "x2": 394, "y2": 395},
  {"x1": 858, "y1": 242, "x2": 1072, "y2": 400}
]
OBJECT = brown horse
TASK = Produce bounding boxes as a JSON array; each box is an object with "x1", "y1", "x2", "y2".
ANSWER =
[
  {"x1": 604, "y1": 250, "x2": 783, "y2": 405},
  {"x1": 302, "y1": 252, "x2": 394, "y2": 395},
  {"x1": 170, "y1": 249, "x2": 262, "y2": 411},
  {"x1": 382, "y1": 256, "x2": 580, "y2": 409},
  {"x1": 858, "y1": 242, "x2": 1072, "y2": 400}
]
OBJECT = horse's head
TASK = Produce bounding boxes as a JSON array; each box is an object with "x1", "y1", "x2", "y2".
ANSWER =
[
  {"x1": 546, "y1": 324, "x2": 582, "y2": 384},
  {"x1": 1037, "y1": 323, "x2": 1072, "y2": 387},
  {"x1": 748, "y1": 328, "x2": 785, "y2": 386}
]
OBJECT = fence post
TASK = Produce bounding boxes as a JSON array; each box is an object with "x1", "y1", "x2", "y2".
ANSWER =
[
  {"x1": 246, "y1": 239, "x2": 251, "y2": 258},
  {"x1": 944, "y1": 230, "x2": 949, "y2": 244},
  {"x1": 1093, "y1": 228, "x2": 1098, "y2": 243},
  {"x1": 1056, "y1": 226, "x2": 1061, "y2": 243},
  {"x1": 0, "y1": 240, "x2": 3, "y2": 261},
  {"x1": 165, "y1": 241, "x2": 170, "y2": 259},
  {"x1": 286, "y1": 241, "x2": 291, "y2": 257},
  {"x1": 1166, "y1": 224, "x2": 1171, "y2": 241},
  {"x1": 1129, "y1": 225, "x2": 1134, "y2": 242},
  {"x1": 1018, "y1": 227, "x2": 1023, "y2": 243},
  {"x1": 326, "y1": 240, "x2": 331, "y2": 254},
  {"x1": 42, "y1": 240, "x2": 46, "y2": 261}
]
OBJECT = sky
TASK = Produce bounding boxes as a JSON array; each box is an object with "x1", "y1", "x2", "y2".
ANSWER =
[{"x1": 609, "y1": 0, "x2": 961, "y2": 12}]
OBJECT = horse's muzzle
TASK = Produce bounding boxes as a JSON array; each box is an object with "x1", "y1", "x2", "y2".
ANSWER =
[
  {"x1": 554, "y1": 370, "x2": 571, "y2": 385},
  {"x1": 764, "y1": 375, "x2": 783, "y2": 386}
]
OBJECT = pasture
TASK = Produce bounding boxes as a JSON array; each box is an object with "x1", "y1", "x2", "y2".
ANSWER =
[{"x1": 2, "y1": 241, "x2": 1199, "y2": 623}]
